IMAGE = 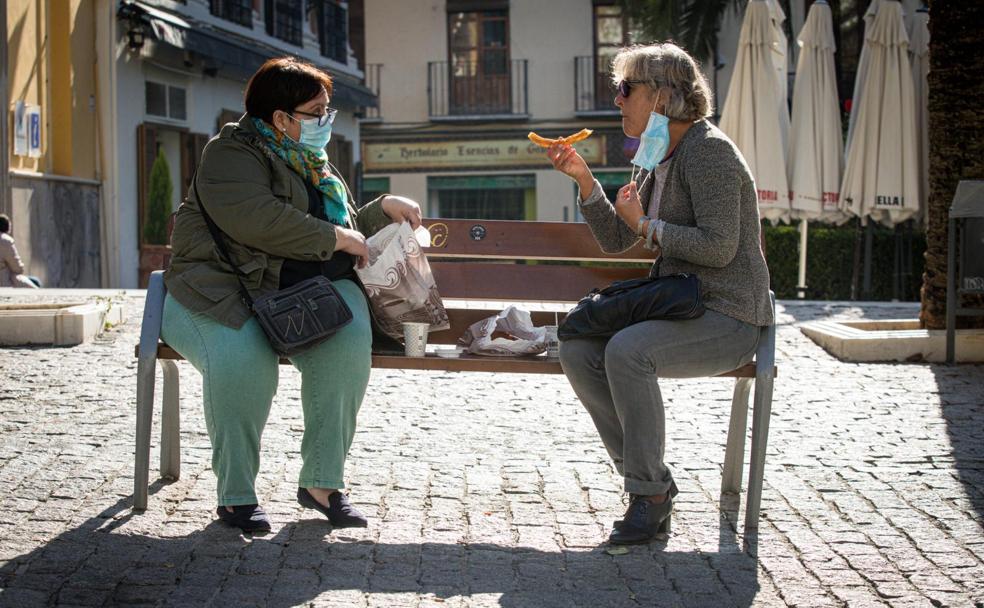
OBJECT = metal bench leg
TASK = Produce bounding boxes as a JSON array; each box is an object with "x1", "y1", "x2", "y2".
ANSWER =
[
  {"x1": 744, "y1": 293, "x2": 776, "y2": 531},
  {"x1": 160, "y1": 359, "x2": 181, "y2": 480},
  {"x1": 134, "y1": 271, "x2": 167, "y2": 510},
  {"x1": 722, "y1": 377, "x2": 752, "y2": 494},
  {"x1": 134, "y1": 351, "x2": 156, "y2": 510},
  {"x1": 744, "y1": 374, "x2": 774, "y2": 530}
]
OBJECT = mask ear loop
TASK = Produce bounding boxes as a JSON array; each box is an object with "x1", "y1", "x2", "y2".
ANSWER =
[{"x1": 631, "y1": 93, "x2": 664, "y2": 185}]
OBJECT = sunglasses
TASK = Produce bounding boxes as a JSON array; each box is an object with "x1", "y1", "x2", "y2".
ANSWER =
[
  {"x1": 617, "y1": 79, "x2": 647, "y2": 98},
  {"x1": 291, "y1": 107, "x2": 338, "y2": 127}
]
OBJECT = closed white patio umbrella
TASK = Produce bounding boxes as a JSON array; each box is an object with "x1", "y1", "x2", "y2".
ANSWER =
[
  {"x1": 720, "y1": 0, "x2": 791, "y2": 224},
  {"x1": 909, "y1": 7, "x2": 930, "y2": 226},
  {"x1": 788, "y1": 0, "x2": 843, "y2": 296},
  {"x1": 840, "y1": 0, "x2": 919, "y2": 227},
  {"x1": 789, "y1": 0, "x2": 842, "y2": 222}
]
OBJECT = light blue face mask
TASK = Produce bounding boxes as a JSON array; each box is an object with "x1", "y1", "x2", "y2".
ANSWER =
[
  {"x1": 290, "y1": 114, "x2": 333, "y2": 151},
  {"x1": 631, "y1": 99, "x2": 670, "y2": 179}
]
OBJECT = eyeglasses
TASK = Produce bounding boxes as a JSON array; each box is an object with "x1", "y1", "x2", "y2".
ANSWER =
[
  {"x1": 290, "y1": 107, "x2": 338, "y2": 126},
  {"x1": 617, "y1": 79, "x2": 647, "y2": 98}
]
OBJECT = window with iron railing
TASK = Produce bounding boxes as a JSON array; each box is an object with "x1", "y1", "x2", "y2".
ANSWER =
[
  {"x1": 314, "y1": 0, "x2": 348, "y2": 62},
  {"x1": 210, "y1": 0, "x2": 253, "y2": 28},
  {"x1": 265, "y1": 0, "x2": 303, "y2": 46},
  {"x1": 591, "y1": 4, "x2": 642, "y2": 110}
]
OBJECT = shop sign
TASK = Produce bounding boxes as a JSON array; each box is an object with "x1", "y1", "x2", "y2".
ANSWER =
[{"x1": 364, "y1": 136, "x2": 605, "y2": 171}]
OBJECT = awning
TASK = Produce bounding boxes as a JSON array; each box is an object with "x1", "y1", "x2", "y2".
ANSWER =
[{"x1": 117, "y1": 1, "x2": 377, "y2": 109}]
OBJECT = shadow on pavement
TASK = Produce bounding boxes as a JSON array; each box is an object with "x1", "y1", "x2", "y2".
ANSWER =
[
  {"x1": 931, "y1": 364, "x2": 984, "y2": 525},
  {"x1": 782, "y1": 302, "x2": 984, "y2": 527},
  {"x1": 0, "y1": 496, "x2": 761, "y2": 607}
]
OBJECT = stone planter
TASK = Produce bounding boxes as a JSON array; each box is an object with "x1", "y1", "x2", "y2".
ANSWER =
[{"x1": 0, "y1": 301, "x2": 125, "y2": 346}]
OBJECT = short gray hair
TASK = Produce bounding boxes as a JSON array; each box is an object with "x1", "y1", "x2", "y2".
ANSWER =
[{"x1": 611, "y1": 43, "x2": 714, "y2": 121}]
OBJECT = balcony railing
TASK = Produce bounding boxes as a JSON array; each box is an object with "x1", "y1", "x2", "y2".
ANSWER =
[
  {"x1": 427, "y1": 60, "x2": 529, "y2": 120},
  {"x1": 364, "y1": 63, "x2": 382, "y2": 121},
  {"x1": 575, "y1": 56, "x2": 619, "y2": 116}
]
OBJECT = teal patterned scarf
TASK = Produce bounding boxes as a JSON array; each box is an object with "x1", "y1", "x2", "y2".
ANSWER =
[{"x1": 252, "y1": 117, "x2": 349, "y2": 225}]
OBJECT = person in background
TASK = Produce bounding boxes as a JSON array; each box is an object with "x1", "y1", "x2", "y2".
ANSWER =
[
  {"x1": 545, "y1": 43, "x2": 773, "y2": 544},
  {"x1": 0, "y1": 214, "x2": 40, "y2": 288},
  {"x1": 162, "y1": 57, "x2": 422, "y2": 533}
]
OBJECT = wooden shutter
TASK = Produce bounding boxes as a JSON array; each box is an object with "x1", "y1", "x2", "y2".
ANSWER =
[
  {"x1": 136, "y1": 123, "x2": 159, "y2": 245},
  {"x1": 180, "y1": 132, "x2": 209, "y2": 201}
]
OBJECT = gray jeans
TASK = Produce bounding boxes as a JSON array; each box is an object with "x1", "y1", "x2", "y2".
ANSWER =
[{"x1": 559, "y1": 309, "x2": 760, "y2": 495}]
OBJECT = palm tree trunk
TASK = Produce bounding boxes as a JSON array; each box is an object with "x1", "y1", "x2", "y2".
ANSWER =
[{"x1": 920, "y1": 1, "x2": 984, "y2": 329}]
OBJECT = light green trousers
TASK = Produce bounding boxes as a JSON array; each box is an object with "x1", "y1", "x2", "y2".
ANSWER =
[{"x1": 161, "y1": 279, "x2": 372, "y2": 506}]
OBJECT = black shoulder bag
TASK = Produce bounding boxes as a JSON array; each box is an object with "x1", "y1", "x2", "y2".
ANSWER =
[
  {"x1": 194, "y1": 178, "x2": 353, "y2": 357},
  {"x1": 558, "y1": 273, "x2": 705, "y2": 341}
]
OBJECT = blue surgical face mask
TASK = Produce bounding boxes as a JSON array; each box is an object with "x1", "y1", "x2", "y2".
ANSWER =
[
  {"x1": 289, "y1": 114, "x2": 333, "y2": 151},
  {"x1": 631, "y1": 99, "x2": 670, "y2": 178}
]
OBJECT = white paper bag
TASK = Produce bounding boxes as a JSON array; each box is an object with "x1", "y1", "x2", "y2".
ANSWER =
[{"x1": 355, "y1": 222, "x2": 450, "y2": 340}]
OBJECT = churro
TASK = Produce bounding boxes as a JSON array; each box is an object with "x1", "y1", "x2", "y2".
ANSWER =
[{"x1": 527, "y1": 128, "x2": 593, "y2": 148}]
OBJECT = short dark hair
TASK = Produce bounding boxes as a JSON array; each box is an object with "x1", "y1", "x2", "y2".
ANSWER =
[
  {"x1": 244, "y1": 57, "x2": 334, "y2": 124},
  {"x1": 0, "y1": 214, "x2": 9, "y2": 234}
]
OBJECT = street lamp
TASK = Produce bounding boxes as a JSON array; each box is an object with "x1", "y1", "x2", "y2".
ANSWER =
[{"x1": 127, "y1": 23, "x2": 146, "y2": 51}]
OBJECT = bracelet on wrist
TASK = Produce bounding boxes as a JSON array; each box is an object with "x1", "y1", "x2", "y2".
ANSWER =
[
  {"x1": 636, "y1": 215, "x2": 651, "y2": 237},
  {"x1": 644, "y1": 218, "x2": 660, "y2": 250}
]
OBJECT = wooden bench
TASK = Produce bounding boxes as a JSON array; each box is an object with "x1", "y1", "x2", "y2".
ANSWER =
[{"x1": 134, "y1": 218, "x2": 777, "y2": 531}]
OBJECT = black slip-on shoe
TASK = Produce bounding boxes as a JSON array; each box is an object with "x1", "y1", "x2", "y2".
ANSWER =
[
  {"x1": 608, "y1": 496, "x2": 672, "y2": 544},
  {"x1": 296, "y1": 488, "x2": 368, "y2": 528},
  {"x1": 216, "y1": 504, "x2": 272, "y2": 533}
]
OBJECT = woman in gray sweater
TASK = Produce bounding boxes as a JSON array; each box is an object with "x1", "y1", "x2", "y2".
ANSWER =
[{"x1": 547, "y1": 43, "x2": 773, "y2": 544}]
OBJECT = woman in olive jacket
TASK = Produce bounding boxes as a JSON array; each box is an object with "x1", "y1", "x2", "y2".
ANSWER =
[{"x1": 162, "y1": 57, "x2": 421, "y2": 533}]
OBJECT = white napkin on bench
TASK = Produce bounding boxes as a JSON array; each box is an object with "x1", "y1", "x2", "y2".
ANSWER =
[{"x1": 459, "y1": 306, "x2": 547, "y2": 357}]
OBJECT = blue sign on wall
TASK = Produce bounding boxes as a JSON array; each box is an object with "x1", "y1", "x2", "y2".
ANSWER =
[
  {"x1": 27, "y1": 106, "x2": 42, "y2": 158},
  {"x1": 29, "y1": 114, "x2": 40, "y2": 148}
]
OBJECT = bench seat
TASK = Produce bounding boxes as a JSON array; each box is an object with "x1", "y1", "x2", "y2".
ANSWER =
[{"x1": 145, "y1": 343, "x2": 767, "y2": 376}]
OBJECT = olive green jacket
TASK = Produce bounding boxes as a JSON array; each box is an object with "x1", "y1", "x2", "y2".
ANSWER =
[{"x1": 163, "y1": 116, "x2": 391, "y2": 328}]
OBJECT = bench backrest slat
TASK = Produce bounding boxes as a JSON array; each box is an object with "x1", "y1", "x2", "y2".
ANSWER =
[
  {"x1": 423, "y1": 219, "x2": 651, "y2": 262},
  {"x1": 431, "y1": 261, "x2": 647, "y2": 302}
]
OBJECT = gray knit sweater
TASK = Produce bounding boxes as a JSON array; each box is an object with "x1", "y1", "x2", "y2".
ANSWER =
[{"x1": 579, "y1": 119, "x2": 774, "y2": 327}]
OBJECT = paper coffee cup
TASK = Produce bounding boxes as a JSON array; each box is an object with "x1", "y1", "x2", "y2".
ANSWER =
[
  {"x1": 403, "y1": 322, "x2": 430, "y2": 357},
  {"x1": 544, "y1": 325, "x2": 559, "y2": 357}
]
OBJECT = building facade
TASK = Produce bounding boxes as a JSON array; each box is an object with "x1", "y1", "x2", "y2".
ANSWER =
[
  {"x1": 3, "y1": 1, "x2": 103, "y2": 288},
  {"x1": 359, "y1": 0, "x2": 923, "y2": 224},
  {"x1": 3, "y1": 0, "x2": 374, "y2": 288},
  {"x1": 358, "y1": 0, "x2": 767, "y2": 224},
  {"x1": 361, "y1": 0, "x2": 648, "y2": 224}
]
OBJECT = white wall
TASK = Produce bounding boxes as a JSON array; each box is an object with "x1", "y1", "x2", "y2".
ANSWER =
[
  {"x1": 536, "y1": 170, "x2": 578, "y2": 221},
  {"x1": 511, "y1": 0, "x2": 594, "y2": 120},
  {"x1": 364, "y1": 1, "x2": 445, "y2": 123},
  {"x1": 389, "y1": 174, "x2": 428, "y2": 212},
  {"x1": 115, "y1": 52, "x2": 146, "y2": 288}
]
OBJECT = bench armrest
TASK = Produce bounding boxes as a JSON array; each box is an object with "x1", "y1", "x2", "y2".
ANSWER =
[
  {"x1": 139, "y1": 271, "x2": 168, "y2": 359},
  {"x1": 755, "y1": 291, "x2": 777, "y2": 379}
]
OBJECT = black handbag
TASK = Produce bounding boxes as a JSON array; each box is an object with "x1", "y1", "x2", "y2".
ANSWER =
[
  {"x1": 194, "y1": 178, "x2": 353, "y2": 357},
  {"x1": 558, "y1": 273, "x2": 705, "y2": 341}
]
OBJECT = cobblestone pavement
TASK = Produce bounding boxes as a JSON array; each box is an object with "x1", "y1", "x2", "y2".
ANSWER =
[{"x1": 0, "y1": 290, "x2": 982, "y2": 607}]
